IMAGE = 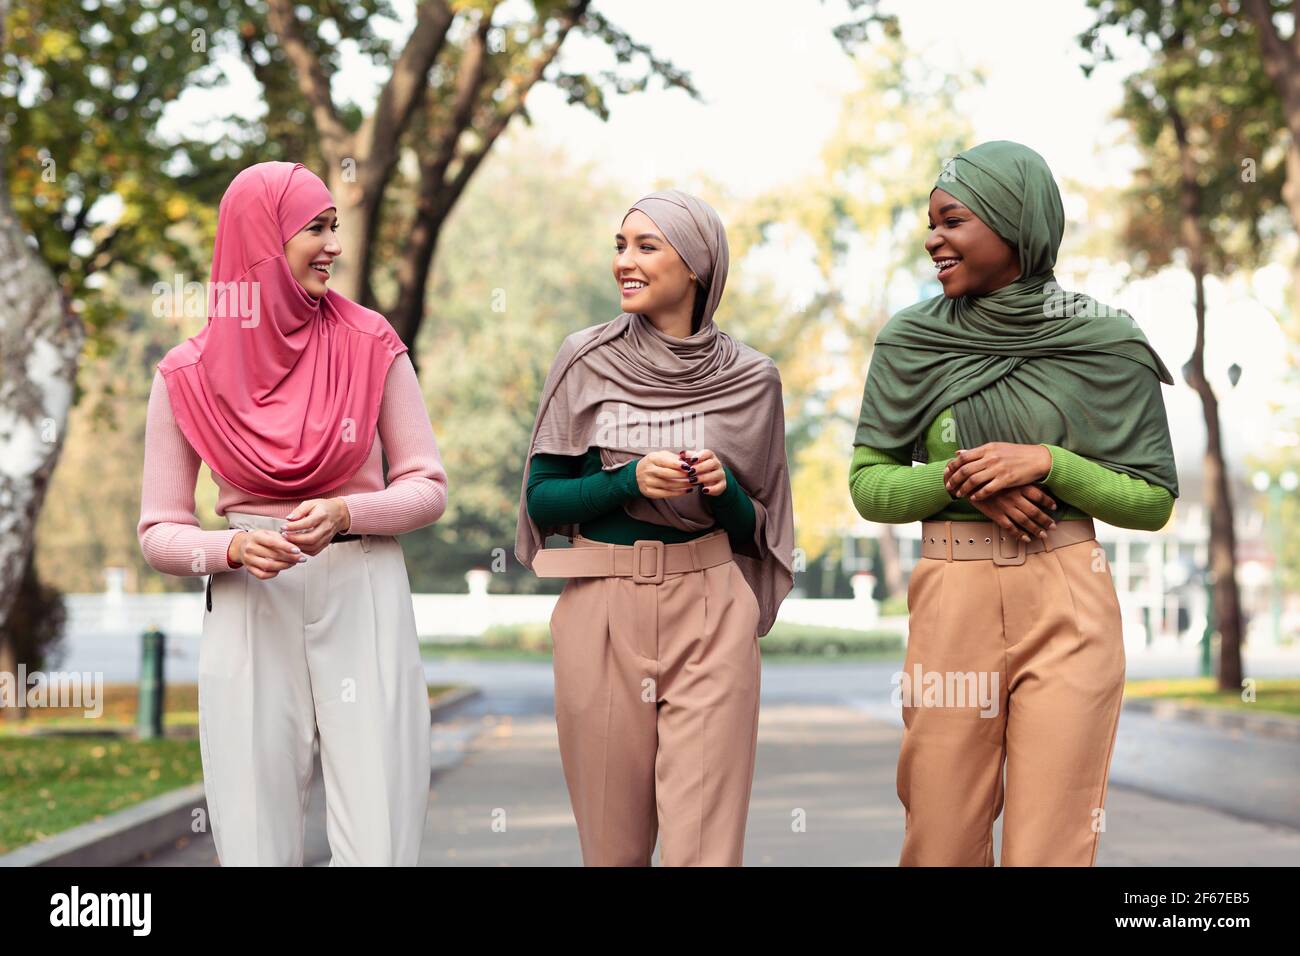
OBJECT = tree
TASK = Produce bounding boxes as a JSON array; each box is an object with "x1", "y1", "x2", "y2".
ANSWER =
[
  {"x1": 1081, "y1": 0, "x2": 1289, "y2": 690},
  {"x1": 0, "y1": 0, "x2": 81, "y2": 689},
  {"x1": 1241, "y1": 0, "x2": 1300, "y2": 327},
  {"x1": 248, "y1": 0, "x2": 700, "y2": 365},
  {"x1": 732, "y1": 30, "x2": 975, "y2": 598}
]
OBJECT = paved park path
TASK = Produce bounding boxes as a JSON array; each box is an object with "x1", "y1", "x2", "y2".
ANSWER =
[{"x1": 138, "y1": 659, "x2": 1300, "y2": 866}]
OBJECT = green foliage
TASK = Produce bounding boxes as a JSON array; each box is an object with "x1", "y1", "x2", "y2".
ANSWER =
[
  {"x1": 1079, "y1": 0, "x2": 1289, "y2": 276},
  {"x1": 462, "y1": 619, "x2": 905, "y2": 657}
]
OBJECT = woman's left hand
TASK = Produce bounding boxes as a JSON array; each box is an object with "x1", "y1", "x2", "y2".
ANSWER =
[
  {"x1": 944, "y1": 442, "x2": 1053, "y2": 502},
  {"x1": 281, "y1": 497, "x2": 352, "y2": 556},
  {"x1": 685, "y1": 448, "x2": 728, "y2": 496}
]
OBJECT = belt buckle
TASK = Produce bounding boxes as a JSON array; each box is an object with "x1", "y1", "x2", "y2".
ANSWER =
[
  {"x1": 631, "y1": 539, "x2": 665, "y2": 584},
  {"x1": 992, "y1": 532, "x2": 1027, "y2": 567}
]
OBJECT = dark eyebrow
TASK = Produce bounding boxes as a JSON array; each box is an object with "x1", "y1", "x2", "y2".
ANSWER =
[
  {"x1": 615, "y1": 232, "x2": 662, "y2": 242},
  {"x1": 937, "y1": 203, "x2": 967, "y2": 215}
]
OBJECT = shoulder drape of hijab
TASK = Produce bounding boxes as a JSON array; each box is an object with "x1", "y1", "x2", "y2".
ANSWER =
[
  {"x1": 157, "y1": 161, "x2": 406, "y2": 500},
  {"x1": 853, "y1": 140, "x2": 1179, "y2": 497},
  {"x1": 514, "y1": 189, "x2": 796, "y2": 636}
]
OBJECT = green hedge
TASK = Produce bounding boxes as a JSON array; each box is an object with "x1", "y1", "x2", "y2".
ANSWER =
[{"x1": 429, "y1": 621, "x2": 905, "y2": 658}]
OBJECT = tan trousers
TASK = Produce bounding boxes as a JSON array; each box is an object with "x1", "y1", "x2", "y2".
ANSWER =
[
  {"x1": 548, "y1": 531, "x2": 762, "y2": 866},
  {"x1": 198, "y1": 511, "x2": 432, "y2": 866},
  {"x1": 898, "y1": 535, "x2": 1125, "y2": 866}
]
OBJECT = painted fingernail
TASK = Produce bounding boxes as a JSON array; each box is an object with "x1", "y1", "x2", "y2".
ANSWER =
[
  {"x1": 1039, "y1": 530, "x2": 1047, "y2": 538},
  {"x1": 291, "y1": 546, "x2": 301, "y2": 553}
]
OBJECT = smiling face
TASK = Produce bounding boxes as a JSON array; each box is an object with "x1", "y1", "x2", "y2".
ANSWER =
[
  {"x1": 613, "y1": 209, "x2": 697, "y2": 320},
  {"x1": 283, "y1": 208, "x2": 341, "y2": 298},
  {"x1": 925, "y1": 188, "x2": 1021, "y2": 298}
]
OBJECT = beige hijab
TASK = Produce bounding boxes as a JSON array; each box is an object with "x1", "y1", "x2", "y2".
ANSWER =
[{"x1": 513, "y1": 189, "x2": 795, "y2": 636}]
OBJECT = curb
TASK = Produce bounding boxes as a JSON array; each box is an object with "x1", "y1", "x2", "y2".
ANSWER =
[
  {"x1": 0, "y1": 685, "x2": 482, "y2": 868},
  {"x1": 1123, "y1": 696, "x2": 1300, "y2": 741},
  {"x1": 0, "y1": 782, "x2": 207, "y2": 868}
]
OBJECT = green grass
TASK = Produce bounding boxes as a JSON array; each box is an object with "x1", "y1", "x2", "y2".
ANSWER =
[
  {"x1": 1124, "y1": 677, "x2": 1300, "y2": 718},
  {"x1": 0, "y1": 736, "x2": 204, "y2": 855},
  {"x1": 0, "y1": 683, "x2": 462, "y2": 855}
]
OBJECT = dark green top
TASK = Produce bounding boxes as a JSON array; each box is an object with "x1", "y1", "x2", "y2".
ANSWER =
[{"x1": 526, "y1": 448, "x2": 757, "y2": 548}]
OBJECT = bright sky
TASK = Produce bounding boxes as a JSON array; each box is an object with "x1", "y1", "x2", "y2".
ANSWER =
[{"x1": 158, "y1": 0, "x2": 1297, "y2": 478}]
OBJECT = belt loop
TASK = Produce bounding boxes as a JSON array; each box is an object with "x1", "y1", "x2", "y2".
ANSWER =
[
  {"x1": 361, "y1": 534, "x2": 372, "y2": 553},
  {"x1": 944, "y1": 520, "x2": 953, "y2": 562},
  {"x1": 687, "y1": 538, "x2": 700, "y2": 571}
]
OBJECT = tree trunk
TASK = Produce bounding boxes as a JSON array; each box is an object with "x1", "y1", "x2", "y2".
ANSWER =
[
  {"x1": 1170, "y1": 104, "x2": 1244, "y2": 691},
  {"x1": 0, "y1": 4, "x2": 84, "y2": 666}
]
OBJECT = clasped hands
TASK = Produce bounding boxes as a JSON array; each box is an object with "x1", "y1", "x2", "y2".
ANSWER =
[
  {"x1": 635, "y1": 449, "x2": 728, "y2": 498},
  {"x1": 943, "y1": 442, "x2": 1057, "y2": 543},
  {"x1": 225, "y1": 497, "x2": 352, "y2": 580}
]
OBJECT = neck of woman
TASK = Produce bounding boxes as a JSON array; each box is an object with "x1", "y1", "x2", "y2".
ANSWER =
[{"x1": 643, "y1": 307, "x2": 694, "y2": 340}]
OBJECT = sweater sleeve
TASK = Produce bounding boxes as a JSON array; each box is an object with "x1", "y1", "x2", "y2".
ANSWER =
[
  {"x1": 337, "y1": 352, "x2": 449, "y2": 536},
  {"x1": 526, "y1": 452, "x2": 642, "y2": 527},
  {"x1": 1039, "y1": 443, "x2": 1174, "y2": 531},
  {"x1": 137, "y1": 370, "x2": 244, "y2": 577},
  {"x1": 848, "y1": 443, "x2": 954, "y2": 524},
  {"x1": 705, "y1": 462, "x2": 757, "y2": 542}
]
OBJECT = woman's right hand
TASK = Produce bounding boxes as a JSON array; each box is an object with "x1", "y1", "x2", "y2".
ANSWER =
[
  {"x1": 635, "y1": 451, "x2": 695, "y2": 499},
  {"x1": 227, "y1": 530, "x2": 306, "y2": 579},
  {"x1": 966, "y1": 485, "x2": 1057, "y2": 543}
]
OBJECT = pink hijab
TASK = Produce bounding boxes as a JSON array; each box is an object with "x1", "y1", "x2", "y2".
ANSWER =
[{"x1": 157, "y1": 162, "x2": 406, "y2": 500}]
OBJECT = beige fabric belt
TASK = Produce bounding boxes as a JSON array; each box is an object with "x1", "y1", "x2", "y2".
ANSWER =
[
  {"x1": 532, "y1": 529, "x2": 734, "y2": 584},
  {"x1": 919, "y1": 517, "x2": 1096, "y2": 566}
]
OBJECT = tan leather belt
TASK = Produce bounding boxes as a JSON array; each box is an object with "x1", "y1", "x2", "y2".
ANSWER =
[
  {"x1": 919, "y1": 518, "x2": 1096, "y2": 566},
  {"x1": 532, "y1": 529, "x2": 734, "y2": 584}
]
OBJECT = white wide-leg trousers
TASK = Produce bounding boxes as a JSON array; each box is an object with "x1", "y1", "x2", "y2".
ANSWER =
[{"x1": 198, "y1": 511, "x2": 432, "y2": 866}]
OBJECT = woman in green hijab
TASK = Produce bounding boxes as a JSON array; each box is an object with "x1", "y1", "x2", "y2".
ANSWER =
[{"x1": 850, "y1": 141, "x2": 1178, "y2": 867}]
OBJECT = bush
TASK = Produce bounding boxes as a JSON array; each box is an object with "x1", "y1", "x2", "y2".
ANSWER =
[
  {"x1": 759, "y1": 622, "x2": 903, "y2": 657},
  {"x1": 459, "y1": 620, "x2": 904, "y2": 658},
  {"x1": 880, "y1": 594, "x2": 909, "y2": 617}
]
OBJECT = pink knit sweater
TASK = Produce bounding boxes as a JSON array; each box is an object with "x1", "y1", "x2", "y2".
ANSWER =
[{"x1": 138, "y1": 352, "x2": 448, "y2": 577}]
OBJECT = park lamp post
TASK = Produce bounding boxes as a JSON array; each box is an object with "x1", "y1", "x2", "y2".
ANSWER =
[{"x1": 1250, "y1": 468, "x2": 1298, "y2": 647}]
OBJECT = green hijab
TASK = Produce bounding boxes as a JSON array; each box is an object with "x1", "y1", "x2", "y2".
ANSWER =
[{"x1": 853, "y1": 140, "x2": 1179, "y2": 497}]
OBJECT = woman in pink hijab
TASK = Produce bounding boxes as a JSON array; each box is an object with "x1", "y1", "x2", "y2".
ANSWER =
[{"x1": 138, "y1": 161, "x2": 449, "y2": 866}]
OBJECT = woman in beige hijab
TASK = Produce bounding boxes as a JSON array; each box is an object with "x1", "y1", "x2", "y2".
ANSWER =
[{"x1": 515, "y1": 189, "x2": 795, "y2": 866}]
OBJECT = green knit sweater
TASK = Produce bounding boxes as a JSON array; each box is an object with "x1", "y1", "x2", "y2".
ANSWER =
[
  {"x1": 527, "y1": 448, "x2": 757, "y2": 547},
  {"x1": 849, "y1": 406, "x2": 1174, "y2": 531}
]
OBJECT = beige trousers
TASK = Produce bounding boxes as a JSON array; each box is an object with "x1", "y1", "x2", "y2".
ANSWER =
[
  {"x1": 198, "y1": 511, "x2": 431, "y2": 866},
  {"x1": 548, "y1": 531, "x2": 762, "y2": 866},
  {"x1": 897, "y1": 535, "x2": 1126, "y2": 866}
]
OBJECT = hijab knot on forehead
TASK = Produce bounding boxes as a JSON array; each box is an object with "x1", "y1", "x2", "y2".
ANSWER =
[
  {"x1": 854, "y1": 141, "x2": 1179, "y2": 498},
  {"x1": 156, "y1": 161, "x2": 406, "y2": 500},
  {"x1": 515, "y1": 189, "x2": 795, "y2": 636}
]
